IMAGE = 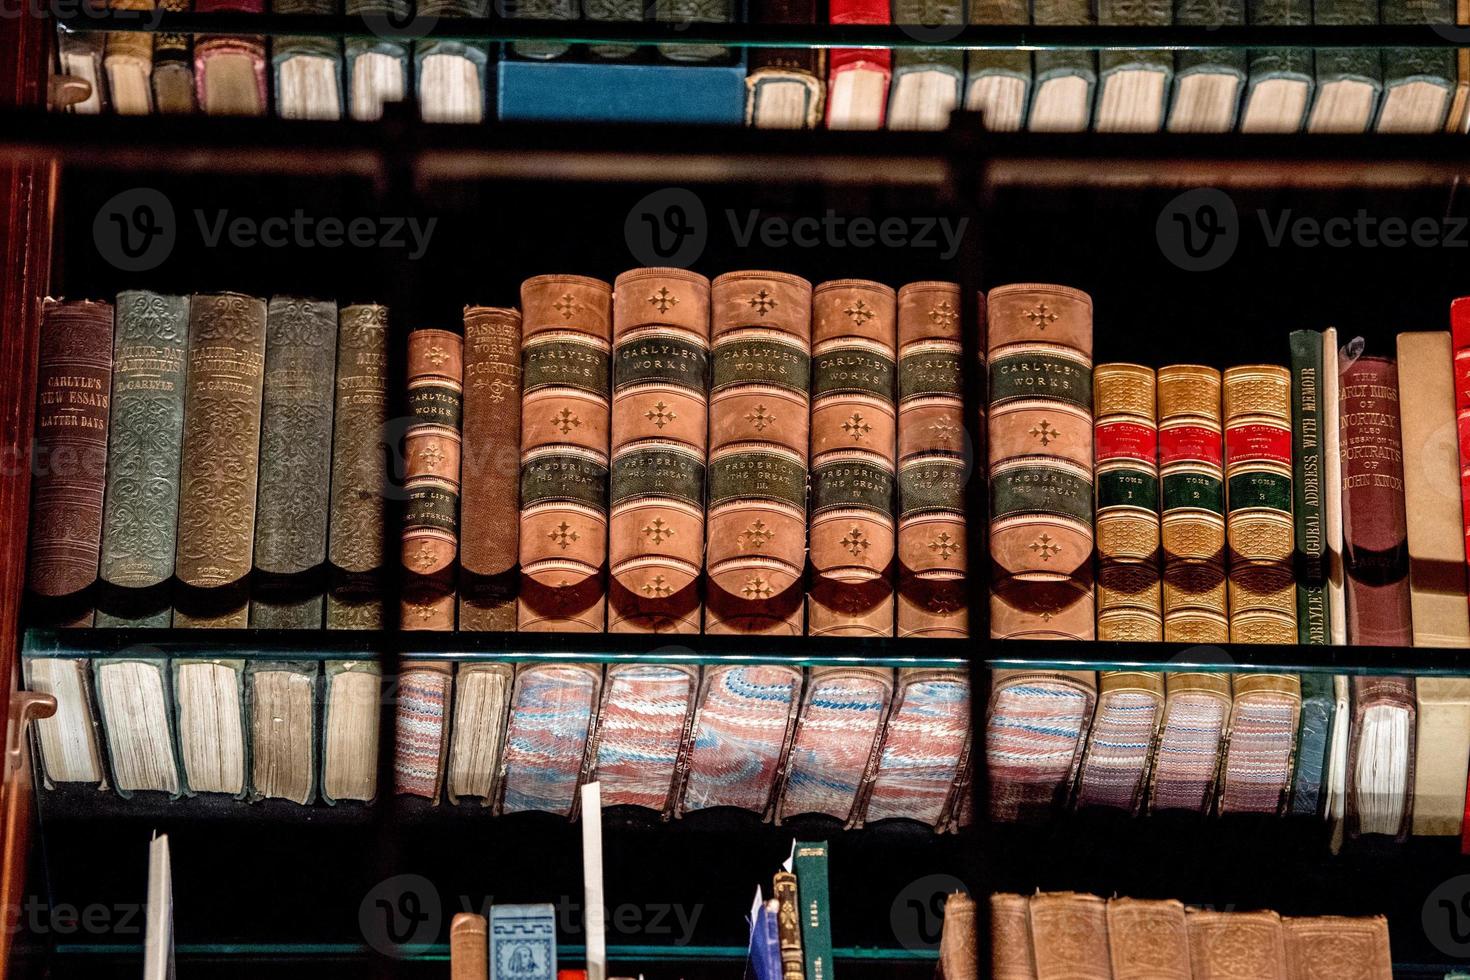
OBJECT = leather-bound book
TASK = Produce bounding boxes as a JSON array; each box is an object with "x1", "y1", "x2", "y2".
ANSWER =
[
  {"x1": 459, "y1": 306, "x2": 523, "y2": 631},
  {"x1": 706, "y1": 271, "x2": 813, "y2": 635},
  {"x1": 1378, "y1": 0, "x2": 1455, "y2": 132},
  {"x1": 987, "y1": 284, "x2": 1095, "y2": 640},
  {"x1": 1031, "y1": 0, "x2": 1097, "y2": 131},
  {"x1": 498, "y1": 663, "x2": 601, "y2": 816},
  {"x1": 1223, "y1": 364, "x2": 1297, "y2": 643},
  {"x1": 745, "y1": 0, "x2": 825, "y2": 129},
  {"x1": 152, "y1": 0, "x2": 197, "y2": 113},
  {"x1": 245, "y1": 660, "x2": 316, "y2": 803},
  {"x1": 1283, "y1": 915, "x2": 1392, "y2": 980},
  {"x1": 1108, "y1": 897, "x2": 1190, "y2": 979},
  {"x1": 1290, "y1": 673, "x2": 1335, "y2": 816},
  {"x1": 502, "y1": 0, "x2": 574, "y2": 61},
  {"x1": 58, "y1": 33, "x2": 107, "y2": 115},
  {"x1": 445, "y1": 661, "x2": 512, "y2": 805},
  {"x1": 1149, "y1": 671, "x2": 1230, "y2": 812},
  {"x1": 449, "y1": 913, "x2": 488, "y2": 980},
  {"x1": 1093, "y1": 364, "x2": 1161, "y2": 640},
  {"x1": 587, "y1": 663, "x2": 697, "y2": 815},
  {"x1": 321, "y1": 660, "x2": 380, "y2": 803},
  {"x1": 967, "y1": 0, "x2": 1031, "y2": 132},
  {"x1": 98, "y1": 293, "x2": 188, "y2": 628},
  {"x1": 414, "y1": 0, "x2": 491, "y2": 123},
  {"x1": 858, "y1": 667, "x2": 970, "y2": 828},
  {"x1": 826, "y1": 0, "x2": 891, "y2": 129},
  {"x1": 1239, "y1": 0, "x2": 1312, "y2": 133},
  {"x1": 1347, "y1": 675, "x2": 1415, "y2": 839},
  {"x1": 1289, "y1": 330, "x2": 1330, "y2": 644},
  {"x1": 28, "y1": 299, "x2": 113, "y2": 620},
  {"x1": 1029, "y1": 892, "x2": 1110, "y2": 980},
  {"x1": 393, "y1": 661, "x2": 453, "y2": 802},
  {"x1": 401, "y1": 329, "x2": 463, "y2": 631},
  {"x1": 518, "y1": 275, "x2": 613, "y2": 632},
  {"x1": 608, "y1": 268, "x2": 710, "y2": 634},
  {"x1": 272, "y1": 0, "x2": 343, "y2": 120},
  {"x1": 655, "y1": 0, "x2": 734, "y2": 64},
  {"x1": 105, "y1": 0, "x2": 156, "y2": 114},
  {"x1": 1168, "y1": 0, "x2": 1246, "y2": 133},
  {"x1": 808, "y1": 279, "x2": 897, "y2": 636},
  {"x1": 175, "y1": 293, "x2": 267, "y2": 627},
  {"x1": 1323, "y1": 328, "x2": 1348, "y2": 643},
  {"x1": 1398, "y1": 332, "x2": 1470, "y2": 645},
  {"x1": 1339, "y1": 355, "x2": 1412, "y2": 645},
  {"x1": 1096, "y1": 0, "x2": 1173, "y2": 132},
  {"x1": 896, "y1": 281, "x2": 968, "y2": 638},
  {"x1": 890, "y1": 0, "x2": 965, "y2": 130},
  {"x1": 1218, "y1": 673, "x2": 1301, "y2": 815},
  {"x1": 990, "y1": 892, "x2": 1035, "y2": 980},
  {"x1": 677, "y1": 664, "x2": 802, "y2": 817},
  {"x1": 251, "y1": 298, "x2": 337, "y2": 628},
  {"x1": 772, "y1": 870, "x2": 805, "y2": 980},
  {"x1": 986, "y1": 670, "x2": 1095, "y2": 821},
  {"x1": 1074, "y1": 671, "x2": 1164, "y2": 813},
  {"x1": 1186, "y1": 909, "x2": 1288, "y2": 980},
  {"x1": 1413, "y1": 677, "x2": 1470, "y2": 835},
  {"x1": 776, "y1": 666, "x2": 893, "y2": 824},
  {"x1": 344, "y1": 2, "x2": 409, "y2": 120},
  {"x1": 326, "y1": 304, "x2": 390, "y2": 628},
  {"x1": 1158, "y1": 365, "x2": 1228, "y2": 642},
  {"x1": 193, "y1": 0, "x2": 268, "y2": 115}
]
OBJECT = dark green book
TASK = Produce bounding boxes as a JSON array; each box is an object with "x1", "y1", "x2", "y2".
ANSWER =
[
  {"x1": 1168, "y1": 0, "x2": 1246, "y2": 132},
  {"x1": 1290, "y1": 672, "x2": 1334, "y2": 815},
  {"x1": 1378, "y1": 0, "x2": 1456, "y2": 132},
  {"x1": 891, "y1": 0, "x2": 965, "y2": 129},
  {"x1": 966, "y1": 0, "x2": 1032, "y2": 131},
  {"x1": 1097, "y1": 0, "x2": 1173, "y2": 131},
  {"x1": 1239, "y1": 0, "x2": 1313, "y2": 132},
  {"x1": 1305, "y1": 0, "x2": 1381, "y2": 132},
  {"x1": 1288, "y1": 329, "x2": 1329, "y2": 646},
  {"x1": 657, "y1": 0, "x2": 734, "y2": 63},
  {"x1": 793, "y1": 841, "x2": 834, "y2": 980},
  {"x1": 1032, "y1": 0, "x2": 1096, "y2": 130}
]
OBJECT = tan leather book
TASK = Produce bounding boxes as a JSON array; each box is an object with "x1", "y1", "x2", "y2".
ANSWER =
[
  {"x1": 459, "y1": 306, "x2": 523, "y2": 631},
  {"x1": 1149, "y1": 671, "x2": 1230, "y2": 813},
  {"x1": 895, "y1": 281, "x2": 968, "y2": 637},
  {"x1": 401, "y1": 329, "x2": 463, "y2": 630},
  {"x1": 1108, "y1": 897, "x2": 1189, "y2": 979},
  {"x1": 772, "y1": 870, "x2": 805, "y2": 980},
  {"x1": 705, "y1": 271, "x2": 813, "y2": 634},
  {"x1": 1397, "y1": 332, "x2": 1470, "y2": 647},
  {"x1": 1187, "y1": 909, "x2": 1288, "y2": 980},
  {"x1": 1094, "y1": 364, "x2": 1161, "y2": 640},
  {"x1": 807, "y1": 279, "x2": 898, "y2": 636},
  {"x1": 1029, "y1": 892, "x2": 1110, "y2": 980},
  {"x1": 1219, "y1": 673, "x2": 1301, "y2": 815},
  {"x1": 989, "y1": 892, "x2": 1034, "y2": 980},
  {"x1": 987, "y1": 670, "x2": 1096, "y2": 821},
  {"x1": 449, "y1": 912, "x2": 488, "y2": 980},
  {"x1": 608, "y1": 268, "x2": 710, "y2": 633},
  {"x1": 987, "y1": 284, "x2": 1095, "y2": 639},
  {"x1": 518, "y1": 275, "x2": 613, "y2": 632},
  {"x1": 1282, "y1": 915, "x2": 1392, "y2": 980},
  {"x1": 1158, "y1": 364, "x2": 1228, "y2": 642},
  {"x1": 1412, "y1": 677, "x2": 1470, "y2": 835}
]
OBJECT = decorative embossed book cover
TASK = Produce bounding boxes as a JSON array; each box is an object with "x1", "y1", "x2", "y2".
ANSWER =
[
  {"x1": 678, "y1": 664, "x2": 802, "y2": 818},
  {"x1": 1029, "y1": 891, "x2": 1110, "y2": 980},
  {"x1": 1158, "y1": 364, "x2": 1228, "y2": 642},
  {"x1": 1282, "y1": 915, "x2": 1392, "y2": 980},
  {"x1": 1186, "y1": 909, "x2": 1288, "y2": 980},
  {"x1": 1108, "y1": 897, "x2": 1190, "y2": 979},
  {"x1": 1093, "y1": 363, "x2": 1161, "y2": 640},
  {"x1": 402, "y1": 328, "x2": 463, "y2": 631},
  {"x1": 990, "y1": 892, "x2": 1034, "y2": 980}
]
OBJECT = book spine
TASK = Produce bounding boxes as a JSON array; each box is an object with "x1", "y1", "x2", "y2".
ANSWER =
[
  {"x1": 1098, "y1": 0, "x2": 1174, "y2": 121},
  {"x1": 272, "y1": 0, "x2": 344, "y2": 120},
  {"x1": 1158, "y1": 365, "x2": 1227, "y2": 642},
  {"x1": 807, "y1": 280, "x2": 897, "y2": 637},
  {"x1": 174, "y1": 293, "x2": 267, "y2": 627},
  {"x1": 152, "y1": 0, "x2": 196, "y2": 114},
  {"x1": 105, "y1": 0, "x2": 156, "y2": 115},
  {"x1": 1033, "y1": 0, "x2": 1097, "y2": 116},
  {"x1": 251, "y1": 297, "x2": 337, "y2": 628},
  {"x1": 967, "y1": 0, "x2": 1032, "y2": 131},
  {"x1": 892, "y1": 0, "x2": 965, "y2": 79},
  {"x1": 1455, "y1": 301, "x2": 1470, "y2": 629},
  {"x1": 401, "y1": 329, "x2": 463, "y2": 631},
  {"x1": 501, "y1": 0, "x2": 576, "y2": 60},
  {"x1": 1289, "y1": 330, "x2": 1329, "y2": 644},
  {"x1": 986, "y1": 284, "x2": 1095, "y2": 640},
  {"x1": 1245, "y1": 0, "x2": 1313, "y2": 124},
  {"x1": 449, "y1": 913, "x2": 488, "y2": 980},
  {"x1": 583, "y1": 0, "x2": 640, "y2": 61},
  {"x1": 1093, "y1": 364, "x2": 1162, "y2": 641},
  {"x1": 608, "y1": 269, "x2": 710, "y2": 634},
  {"x1": 772, "y1": 870, "x2": 805, "y2": 980},
  {"x1": 192, "y1": 0, "x2": 268, "y2": 115},
  {"x1": 517, "y1": 275, "x2": 613, "y2": 632},
  {"x1": 1313, "y1": 0, "x2": 1382, "y2": 100},
  {"x1": 655, "y1": 0, "x2": 734, "y2": 63},
  {"x1": 1339, "y1": 355, "x2": 1412, "y2": 645},
  {"x1": 1172, "y1": 0, "x2": 1246, "y2": 80},
  {"x1": 1381, "y1": 0, "x2": 1455, "y2": 130},
  {"x1": 326, "y1": 304, "x2": 390, "y2": 629},
  {"x1": 97, "y1": 292, "x2": 187, "y2": 628},
  {"x1": 792, "y1": 842, "x2": 833, "y2": 980},
  {"x1": 393, "y1": 660, "x2": 453, "y2": 801},
  {"x1": 896, "y1": 282, "x2": 968, "y2": 638},
  {"x1": 1346, "y1": 674, "x2": 1416, "y2": 839},
  {"x1": 1323, "y1": 329, "x2": 1348, "y2": 643},
  {"x1": 1290, "y1": 671, "x2": 1335, "y2": 815},
  {"x1": 706, "y1": 271, "x2": 813, "y2": 635},
  {"x1": 459, "y1": 307, "x2": 523, "y2": 631},
  {"x1": 827, "y1": 0, "x2": 893, "y2": 128},
  {"x1": 746, "y1": 0, "x2": 824, "y2": 129},
  {"x1": 1223, "y1": 364, "x2": 1297, "y2": 643}
]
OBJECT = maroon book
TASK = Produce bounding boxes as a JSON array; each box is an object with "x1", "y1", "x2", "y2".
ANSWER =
[
  {"x1": 1339, "y1": 355, "x2": 1413, "y2": 645},
  {"x1": 193, "y1": 0, "x2": 268, "y2": 115}
]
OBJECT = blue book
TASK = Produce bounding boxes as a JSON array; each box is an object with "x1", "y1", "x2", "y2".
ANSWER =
[
  {"x1": 490, "y1": 904, "x2": 557, "y2": 980},
  {"x1": 744, "y1": 891, "x2": 782, "y2": 980},
  {"x1": 498, "y1": 57, "x2": 747, "y2": 123},
  {"x1": 1290, "y1": 673, "x2": 1334, "y2": 816}
]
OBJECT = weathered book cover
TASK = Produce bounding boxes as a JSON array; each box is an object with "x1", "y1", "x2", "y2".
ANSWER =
[
  {"x1": 445, "y1": 661, "x2": 512, "y2": 806},
  {"x1": 1339, "y1": 355, "x2": 1412, "y2": 646},
  {"x1": 1218, "y1": 673, "x2": 1301, "y2": 815},
  {"x1": 152, "y1": 0, "x2": 196, "y2": 113},
  {"x1": 990, "y1": 892, "x2": 1035, "y2": 980},
  {"x1": 808, "y1": 279, "x2": 897, "y2": 636},
  {"x1": 98, "y1": 293, "x2": 187, "y2": 628},
  {"x1": 1108, "y1": 898, "x2": 1190, "y2": 979},
  {"x1": 105, "y1": 0, "x2": 156, "y2": 115},
  {"x1": 320, "y1": 660, "x2": 380, "y2": 803},
  {"x1": 1346, "y1": 674, "x2": 1415, "y2": 839},
  {"x1": 1289, "y1": 672, "x2": 1334, "y2": 816},
  {"x1": 401, "y1": 330, "x2": 463, "y2": 631},
  {"x1": 171, "y1": 656, "x2": 248, "y2": 799},
  {"x1": 1223, "y1": 364, "x2": 1297, "y2": 643},
  {"x1": 1149, "y1": 671, "x2": 1229, "y2": 813},
  {"x1": 890, "y1": 0, "x2": 964, "y2": 130},
  {"x1": 1186, "y1": 909, "x2": 1288, "y2": 980},
  {"x1": 987, "y1": 284, "x2": 1095, "y2": 640},
  {"x1": 498, "y1": 662, "x2": 602, "y2": 816},
  {"x1": 608, "y1": 269, "x2": 710, "y2": 633},
  {"x1": 272, "y1": 0, "x2": 343, "y2": 120},
  {"x1": 449, "y1": 913, "x2": 488, "y2": 980},
  {"x1": 677, "y1": 664, "x2": 803, "y2": 817},
  {"x1": 967, "y1": 0, "x2": 1032, "y2": 132},
  {"x1": 326, "y1": 304, "x2": 390, "y2": 628},
  {"x1": 174, "y1": 293, "x2": 267, "y2": 627},
  {"x1": 1308, "y1": 0, "x2": 1382, "y2": 133},
  {"x1": 655, "y1": 0, "x2": 734, "y2": 63},
  {"x1": 193, "y1": 0, "x2": 268, "y2": 115},
  {"x1": 244, "y1": 659, "x2": 317, "y2": 803},
  {"x1": 1096, "y1": 0, "x2": 1174, "y2": 132},
  {"x1": 1241, "y1": 0, "x2": 1312, "y2": 132},
  {"x1": 501, "y1": 0, "x2": 574, "y2": 61},
  {"x1": 393, "y1": 660, "x2": 454, "y2": 802},
  {"x1": 1158, "y1": 365, "x2": 1228, "y2": 642},
  {"x1": 896, "y1": 281, "x2": 968, "y2": 637},
  {"x1": 587, "y1": 663, "x2": 697, "y2": 814},
  {"x1": 517, "y1": 275, "x2": 613, "y2": 632},
  {"x1": 1032, "y1": 0, "x2": 1097, "y2": 132},
  {"x1": 1074, "y1": 671, "x2": 1164, "y2": 813},
  {"x1": 1169, "y1": 0, "x2": 1246, "y2": 132},
  {"x1": 706, "y1": 271, "x2": 813, "y2": 634},
  {"x1": 1411, "y1": 677, "x2": 1470, "y2": 835},
  {"x1": 776, "y1": 666, "x2": 893, "y2": 823},
  {"x1": 1029, "y1": 892, "x2": 1110, "y2": 979},
  {"x1": 459, "y1": 306, "x2": 523, "y2": 631},
  {"x1": 986, "y1": 669, "x2": 1095, "y2": 822},
  {"x1": 1289, "y1": 330, "x2": 1329, "y2": 644},
  {"x1": 1093, "y1": 364, "x2": 1161, "y2": 640},
  {"x1": 251, "y1": 297, "x2": 337, "y2": 628},
  {"x1": 1379, "y1": 0, "x2": 1455, "y2": 132},
  {"x1": 1282, "y1": 916, "x2": 1392, "y2": 980},
  {"x1": 772, "y1": 870, "x2": 805, "y2": 980}
]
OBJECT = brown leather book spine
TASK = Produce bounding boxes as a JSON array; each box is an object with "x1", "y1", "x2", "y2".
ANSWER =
[
  {"x1": 706, "y1": 271, "x2": 814, "y2": 634},
  {"x1": 1340, "y1": 355, "x2": 1413, "y2": 646},
  {"x1": 1346, "y1": 674, "x2": 1416, "y2": 840},
  {"x1": 1107, "y1": 897, "x2": 1190, "y2": 979},
  {"x1": 1282, "y1": 916, "x2": 1392, "y2": 980},
  {"x1": 459, "y1": 306, "x2": 523, "y2": 631},
  {"x1": 174, "y1": 293, "x2": 268, "y2": 627},
  {"x1": 27, "y1": 300, "x2": 113, "y2": 619},
  {"x1": 1158, "y1": 365, "x2": 1228, "y2": 642},
  {"x1": 1093, "y1": 364, "x2": 1162, "y2": 641},
  {"x1": 449, "y1": 912, "x2": 488, "y2": 980},
  {"x1": 517, "y1": 275, "x2": 613, "y2": 632},
  {"x1": 400, "y1": 329, "x2": 463, "y2": 631},
  {"x1": 1186, "y1": 909, "x2": 1288, "y2": 980},
  {"x1": 1029, "y1": 892, "x2": 1110, "y2": 980},
  {"x1": 807, "y1": 279, "x2": 897, "y2": 636},
  {"x1": 989, "y1": 892, "x2": 1035, "y2": 980},
  {"x1": 608, "y1": 268, "x2": 710, "y2": 633},
  {"x1": 772, "y1": 870, "x2": 805, "y2": 980},
  {"x1": 326, "y1": 304, "x2": 390, "y2": 628},
  {"x1": 896, "y1": 281, "x2": 968, "y2": 637}
]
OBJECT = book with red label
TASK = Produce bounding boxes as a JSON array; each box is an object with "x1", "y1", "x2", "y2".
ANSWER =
[
  {"x1": 1093, "y1": 364, "x2": 1161, "y2": 640},
  {"x1": 826, "y1": 0, "x2": 892, "y2": 129},
  {"x1": 1158, "y1": 366, "x2": 1228, "y2": 643}
]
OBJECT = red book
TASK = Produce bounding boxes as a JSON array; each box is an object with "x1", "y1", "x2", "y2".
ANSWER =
[
  {"x1": 193, "y1": 0, "x2": 268, "y2": 115},
  {"x1": 826, "y1": 0, "x2": 891, "y2": 129},
  {"x1": 1452, "y1": 298, "x2": 1470, "y2": 614}
]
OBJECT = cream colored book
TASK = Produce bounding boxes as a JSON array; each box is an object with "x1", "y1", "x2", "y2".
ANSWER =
[
  {"x1": 1412, "y1": 677, "x2": 1470, "y2": 835},
  {"x1": 1322, "y1": 329, "x2": 1347, "y2": 645}
]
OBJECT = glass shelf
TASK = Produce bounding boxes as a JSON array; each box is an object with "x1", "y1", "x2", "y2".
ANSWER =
[{"x1": 986, "y1": 638, "x2": 1470, "y2": 675}]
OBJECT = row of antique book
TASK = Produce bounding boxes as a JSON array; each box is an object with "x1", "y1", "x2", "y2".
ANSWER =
[
  {"x1": 54, "y1": 0, "x2": 1470, "y2": 133},
  {"x1": 26, "y1": 273, "x2": 967, "y2": 636},
  {"x1": 26, "y1": 655, "x2": 973, "y2": 828},
  {"x1": 985, "y1": 669, "x2": 1470, "y2": 842}
]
